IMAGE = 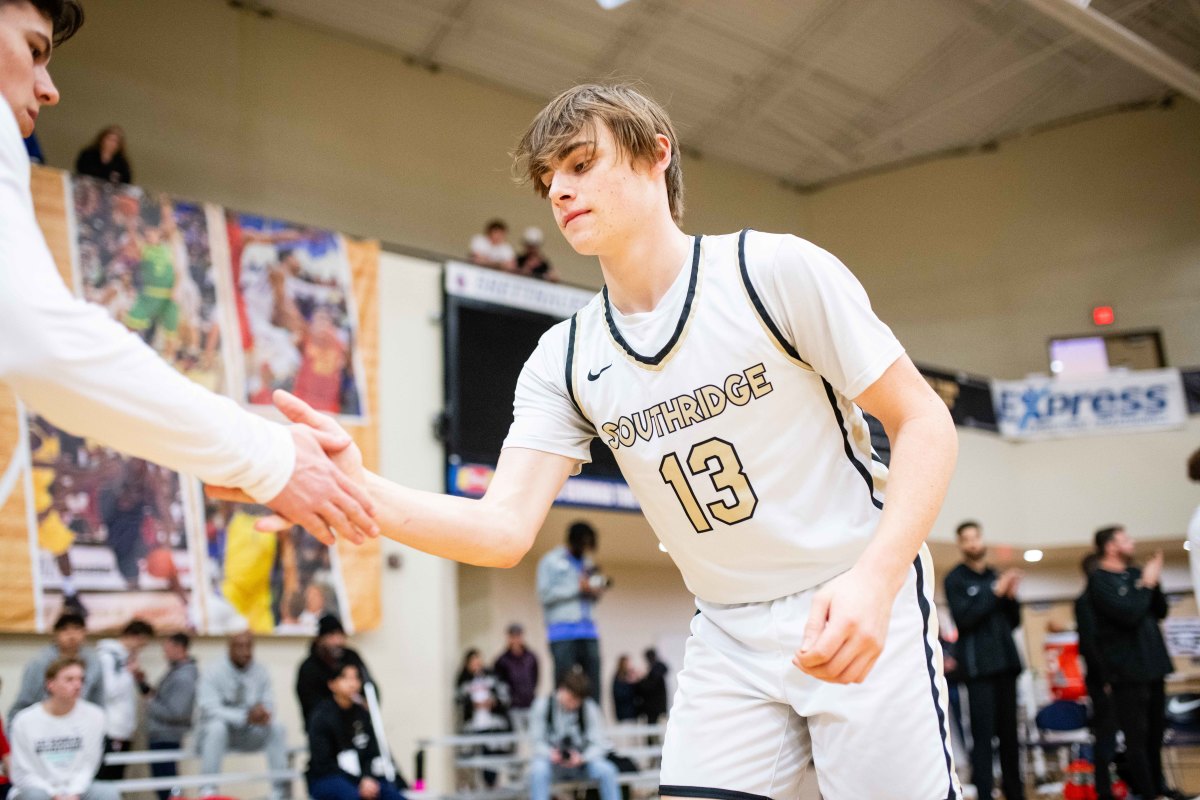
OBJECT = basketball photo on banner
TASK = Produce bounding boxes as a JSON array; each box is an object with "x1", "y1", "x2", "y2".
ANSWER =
[
  {"x1": 71, "y1": 177, "x2": 229, "y2": 392},
  {"x1": 202, "y1": 499, "x2": 349, "y2": 636},
  {"x1": 224, "y1": 212, "x2": 368, "y2": 419},
  {"x1": 26, "y1": 414, "x2": 196, "y2": 633}
]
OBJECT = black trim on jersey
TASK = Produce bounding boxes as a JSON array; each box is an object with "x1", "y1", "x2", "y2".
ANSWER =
[
  {"x1": 564, "y1": 313, "x2": 593, "y2": 426},
  {"x1": 821, "y1": 378, "x2": 883, "y2": 510},
  {"x1": 602, "y1": 235, "x2": 701, "y2": 366},
  {"x1": 736, "y1": 228, "x2": 810, "y2": 367},
  {"x1": 659, "y1": 785, "x2": 772, "y2": 800},
  {"x1": 913, "y1": 556, "x2": 962, "y2": 800}
]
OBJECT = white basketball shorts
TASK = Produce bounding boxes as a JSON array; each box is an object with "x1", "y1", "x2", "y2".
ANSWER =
[{"x1": 659, "y1": 547, "x2": 962, "y2": 800}]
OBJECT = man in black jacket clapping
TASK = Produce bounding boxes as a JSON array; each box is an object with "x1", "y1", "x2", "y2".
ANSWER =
[
  {"x1": 1088, "y1": 526, "x2": 1180, "y2": 800},
  {"x1": 945, "y1": 520, "x2": 1025, "y2": 800}
]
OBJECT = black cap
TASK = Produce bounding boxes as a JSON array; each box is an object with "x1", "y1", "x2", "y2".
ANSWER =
[
  {"x1": 506, "y1": 623, "x2": 524, "y2": 635},
  {"x1": 317, "y1": 614, "x2": 345, "y2": 638}
]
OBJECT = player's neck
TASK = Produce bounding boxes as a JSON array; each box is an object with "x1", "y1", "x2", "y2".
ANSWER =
[{"x1": 598, "y1": 222, "x2": 692, "y2": 315}]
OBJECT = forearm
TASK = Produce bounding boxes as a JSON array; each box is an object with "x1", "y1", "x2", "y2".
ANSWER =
[
  {"x1": 365, "y1": 448, "x2": 572, "y2": 568},
  {"x1": 855, "y1": 403, "x2": 957, "y2": 594},
  {"x1": 366, "y1": 475, "x2": 531, "y2": 567}
]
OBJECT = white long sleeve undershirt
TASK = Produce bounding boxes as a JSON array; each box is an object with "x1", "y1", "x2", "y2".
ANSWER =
[{"x1": 0, "y1": 103, "x2": 293, "y2": 502}]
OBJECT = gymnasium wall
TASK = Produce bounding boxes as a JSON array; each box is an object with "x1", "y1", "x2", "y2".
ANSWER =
[{"x1": 5, "y1": 0, "x2": 1198, "y2": 782}]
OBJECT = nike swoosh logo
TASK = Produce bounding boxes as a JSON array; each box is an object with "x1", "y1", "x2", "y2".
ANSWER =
[
  {"x1": 1168, "y1": 697, "x2": 1200, "y2": 715},
  {"x1": 587, "y1": 364, "x2": 613, "y2": 381}
]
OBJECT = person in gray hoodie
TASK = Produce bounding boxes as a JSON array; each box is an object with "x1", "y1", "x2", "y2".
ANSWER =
[
  {"x1": 8, "y1": 612, "x2": 104, "y2": 724},
  {"x1": 195, "y1": 631, "x2": 289, "y2": 800},
  {"x1": 145, "y1": 632, "x2": 198, "y2": 800}
]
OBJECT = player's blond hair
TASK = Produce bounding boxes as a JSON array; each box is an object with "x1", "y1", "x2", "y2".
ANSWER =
[{"x1": 513, "y1": 84, "x2": 684, "y2": 224}]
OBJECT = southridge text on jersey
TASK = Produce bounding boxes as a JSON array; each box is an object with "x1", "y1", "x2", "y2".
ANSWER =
[{"x1": 600, "y1": 363, "x2": 774, "y2": 450}]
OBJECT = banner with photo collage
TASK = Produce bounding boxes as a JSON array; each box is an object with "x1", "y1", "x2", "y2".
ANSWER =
[{"x1": 0, "y1": 167, "x2": 381, "y2": 635}]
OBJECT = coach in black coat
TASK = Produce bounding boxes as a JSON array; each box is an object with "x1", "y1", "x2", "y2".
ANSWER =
[
  {"x1": 944, "y1": 521, "x2": 1025, "y2": 800},
  {"x1": 1088, "y1": 526, "x2": 1177, "y2": 800}
]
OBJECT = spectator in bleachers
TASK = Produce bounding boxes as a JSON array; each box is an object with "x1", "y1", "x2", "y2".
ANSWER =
[
  {"x1": 95, "y1": 618, "x2": 153, "y2": 780},
  {"x1": 467, "y1": 220, "x2": 516, "y2": 272},
  {"x1": 195, "y1": 631, "x2": 290, "y2": 800},
  {"x1": 944, "y1": 520, "x2": 1025, "y2": 800},
  {"x1": 8, "y1": 658, "x2": 116, "y2": 800},
  {"x1": 306, "y1": 661, "x2": 403, "y2": 800},
  {"x1": 9, "y1": 613, "x2": 104, "y2": 724},
  {"x1": 455, "y1": 649, "x2": 510, "y2": 735},
  {"x1": 492, "y1": 623, "x2": 538, "y2": 733},
  {"x1": 298, "y1": 614, "x2": 377, "y2": 725},
  {"x1": 537, "y1": 522, "x2": 606, "y2": 702},
  {"x1": 1088, "y1": 526, "x2": 1179, "y2": 800},
  {"x1": 637, "y1": 649, "x2": 668, "y2": 725},
  {"x1": 456, "y1": 648, "x2": 511, "y2": 789},
  {"x1": 145, "y1": 632, "x2": 198, "y2": 800},
  {"x1": 74, "y1": 125, "x2": 131, "y2": 185},
  {"x1": 515, "y1": 227, "x2": 559, "y2": 282},
  {"x1": 611, "y1": 655, "x2": 640, "y2": 723},
  {"x1": 528, "y1": 671, "x2": 618, "y2": 800}
]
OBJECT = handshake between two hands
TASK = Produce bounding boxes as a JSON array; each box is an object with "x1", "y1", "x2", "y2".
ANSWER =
[{"x1": 206, "y1": 389, "x2": 378, "y2": 547}]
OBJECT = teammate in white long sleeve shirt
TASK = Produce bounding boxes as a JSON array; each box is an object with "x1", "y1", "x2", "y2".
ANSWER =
[
  {"x1": 230, "y1": 84, "x2": 960, "y2": 799},
  {"x1": 0, "y1": 0, "x2": 377, "y2": 544}
]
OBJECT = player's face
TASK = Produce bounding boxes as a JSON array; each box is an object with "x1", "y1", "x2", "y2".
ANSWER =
[
  {"x1": 0, "y1": 2, "x2": 59, "y2": 137},
  {"x1": 542, "y1": 122, "x2": 667, "y2": 257}
]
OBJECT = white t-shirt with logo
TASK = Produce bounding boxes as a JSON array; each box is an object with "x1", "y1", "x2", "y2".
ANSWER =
[{"x1": 9, "y1": 701, "x2": 106, "y2": 796}]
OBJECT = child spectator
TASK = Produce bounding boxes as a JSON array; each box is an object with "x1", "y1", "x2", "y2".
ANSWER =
[
  {"x1": 468, "y1": 220, "x2": 516, "y2": 271},
  {"x1": 75, "y1": 125, "x2": 131, "y2": 184}
]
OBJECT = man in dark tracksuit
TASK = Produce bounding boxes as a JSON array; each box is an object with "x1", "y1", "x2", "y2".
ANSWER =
[
  {"x1": 1076, "y1": 554, "x2": 1118, "y2": 800},
  {"x1": 1088, "y1": 526, "x2": 1181, "y2": 800},
  {"x1": 945, "y1": 520, "x2": 1025, "y2": 800}
]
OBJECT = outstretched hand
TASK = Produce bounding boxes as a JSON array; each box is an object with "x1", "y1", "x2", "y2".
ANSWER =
[
  {"x1": 205, "y1": 390, "x2": 375, "y2": 545},
  {"x1": 794, "y1": 567, "x2": 896, "y2": 684}
]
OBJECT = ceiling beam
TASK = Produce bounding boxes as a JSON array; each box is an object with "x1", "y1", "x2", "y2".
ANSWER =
[
  {"x1": 417, "y1": 0, "x2": 475, "y2": 67},
  {"x1": 1019, "y1": 0, "x2": 1200, "y2": 103}
]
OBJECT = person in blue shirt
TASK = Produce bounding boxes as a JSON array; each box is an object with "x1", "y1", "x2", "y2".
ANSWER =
[{"x1": 537, "y1": 522, "x2": 608, "y2": 702}]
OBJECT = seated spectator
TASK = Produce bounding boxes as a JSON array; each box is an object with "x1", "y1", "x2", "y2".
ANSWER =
[
  {"x1": 96, "y1": 618, "x2": 154, "y2": 780},
  {"x1": 638, "y1": 648, "x2": 669, "y2": 724},
  {"x1": 196, "y1": 632, "x2": 289, "y2": 800},
  {"x1": 515, "y1": 227, "x2": 559, "y2": 282},
  {"x1": 492, "y1": 623, "x2": 538, "y2": 733},
  {"x1": 611, "y1": 655, "x2": 640, "y2": 723},
  {"x1": 8, "y1": 658, "x2": 116, "y2": 800},
  {"x1": 306, "y1": 662, "x2": 403, "y2": 800},
  {"x1": 145, "y1": 632, "x2": 198, "y2": 800},
  {"x1": 8, "y1": 613, "x2": 104, "y2": 724},
  {"x1": 297, "y1": 614, "x2": 376, "y2": 725},
  {"x1": 74, "y1": 126, "x2": 131, "y2": 185},
  {"x1": 455, "y1": 649, "x2": 509, "y2": 735},
  {"x1": 468, "y1": 220, "x2": 516, "y2": 272},
  {"x1": 529, "y1": 671, "x2": 618, "y2": 800},
  {"x1": 456, "y1": 649, "x2": 510, "y2": 788}
]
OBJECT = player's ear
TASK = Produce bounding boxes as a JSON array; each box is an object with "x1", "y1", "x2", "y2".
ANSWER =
[{"x1": 653, "y1": 134, "x2": 673, "y2": 175}]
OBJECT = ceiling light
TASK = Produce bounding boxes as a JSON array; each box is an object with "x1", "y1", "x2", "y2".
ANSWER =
[
  {"x1": 596, "y1": 0, "x2": 634, "y2": 8},
  {"x1": 1185, "y1": 541, "x2": 1192, "y2": 551},
  {"x1": 1023, "y1": 549, "x2": 1044, "y2": 563},
  {"x1": 658, "y1": 542, "x2": 668, "y2": 553}
]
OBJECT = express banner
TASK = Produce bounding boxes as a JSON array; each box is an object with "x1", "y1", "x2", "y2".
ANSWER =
[{"x1": 992, "y1": 368, "x2": 1187, "y2": 441}]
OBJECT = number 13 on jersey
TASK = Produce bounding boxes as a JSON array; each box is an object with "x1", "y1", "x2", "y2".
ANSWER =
[{"x1": 659, "y1": 437, "x2": 758, "y2": 533}]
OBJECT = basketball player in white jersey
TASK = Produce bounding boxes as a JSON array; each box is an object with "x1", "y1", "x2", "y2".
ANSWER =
[{"x1": 224, "y1": 84, "x2": 961, "y2": 799}]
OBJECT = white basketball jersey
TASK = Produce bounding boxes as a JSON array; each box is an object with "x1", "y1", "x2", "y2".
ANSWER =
[{"x1": 505, "y1": 230, "x2": 903, "y2": 604}]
